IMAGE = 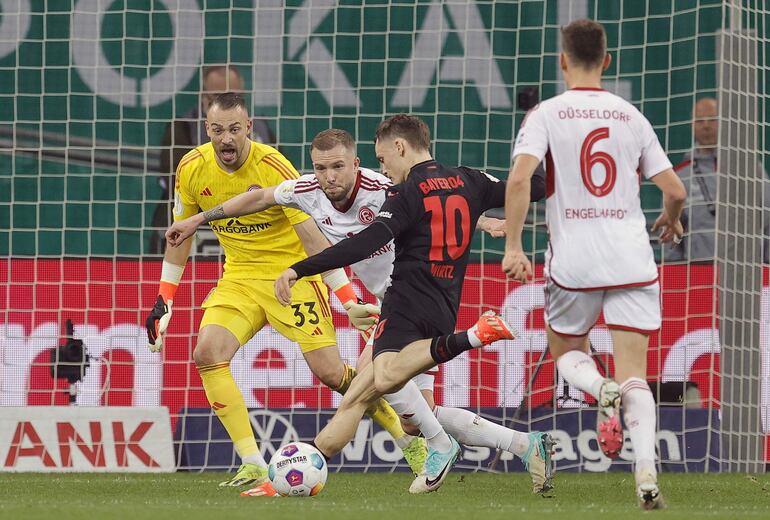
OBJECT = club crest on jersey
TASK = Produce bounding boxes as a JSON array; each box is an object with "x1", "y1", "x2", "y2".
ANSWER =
[
  {"x1": 247, "y1": 184, "x2": 262, "y2": 192},
  {"x1": 358, "y1": 206, "x2": 375, "y2": 225}
]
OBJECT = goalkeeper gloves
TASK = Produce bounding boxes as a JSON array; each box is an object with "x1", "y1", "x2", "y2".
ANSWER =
[
  {"x1": 322, "y1": 269, "x2": 380, "y2": 338},
  {"x1": 146, "y1": 296, "x2": 173, "y2": 352},
  {"x1": 343, "y1": 300, "x2": 381, "y2": 332}
]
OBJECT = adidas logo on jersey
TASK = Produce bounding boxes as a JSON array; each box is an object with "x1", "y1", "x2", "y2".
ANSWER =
[
  {"x1": 311, "y1": 327, "x2": 324, "y2": 336},
  {"x1": 200, "y1": 187, "x2": 213, "y2": 196},
  {"x1": 321, "y1": 216, "x2": 333, "y2": 226}
]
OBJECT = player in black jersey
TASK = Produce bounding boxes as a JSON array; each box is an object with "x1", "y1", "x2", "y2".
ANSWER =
[{"x1": 274, "y1": 114, "x2": 552, "y2": 494}]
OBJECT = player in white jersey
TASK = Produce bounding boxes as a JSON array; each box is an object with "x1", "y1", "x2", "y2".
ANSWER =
[
  {"x1": 502, "y1": 19, "x2": 686, "y2": 510},
  {"x1": 167, "y1": 128, "x2": 555, "y2": 494}
]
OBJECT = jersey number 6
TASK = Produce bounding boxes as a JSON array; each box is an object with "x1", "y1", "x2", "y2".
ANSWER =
[{"x1": 580, "y1": 127, "x2": 617, "y2": 197}]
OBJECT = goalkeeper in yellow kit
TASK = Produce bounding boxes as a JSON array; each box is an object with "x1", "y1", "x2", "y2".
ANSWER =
[{"x1": 145, "y1": 93, "x2": 421, "y2": 494}]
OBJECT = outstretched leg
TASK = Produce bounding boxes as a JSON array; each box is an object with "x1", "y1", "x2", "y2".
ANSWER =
[{"x1": 314, "y1": 362, "x2": 383, "y2": 457}]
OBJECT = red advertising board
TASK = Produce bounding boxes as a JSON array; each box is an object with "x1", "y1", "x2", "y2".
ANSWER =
[{"x1": 5, "y1": 257, "x2": 767, "y2": 465}]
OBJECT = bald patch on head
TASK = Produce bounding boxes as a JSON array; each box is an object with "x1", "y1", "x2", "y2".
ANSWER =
[
  {"x1": 693, "y1": 97, "x2": 718, "y2": 148},
  {"x1": 694, "y1": 97, "x2": 717, "y2": 118}
]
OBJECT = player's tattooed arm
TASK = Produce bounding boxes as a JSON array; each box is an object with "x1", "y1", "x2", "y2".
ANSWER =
[{"x1": 202, "y1": 204, "x2": 226, "y2": 223}]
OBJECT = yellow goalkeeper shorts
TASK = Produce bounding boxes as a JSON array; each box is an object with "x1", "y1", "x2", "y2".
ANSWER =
[{"x1": 199, "y1": 278, "x2": 336, "y2": 353}]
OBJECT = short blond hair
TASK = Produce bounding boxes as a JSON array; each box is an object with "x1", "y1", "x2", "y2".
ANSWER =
[{"x1": 311, "y1": 129, "x2": 356, "y2": 153}]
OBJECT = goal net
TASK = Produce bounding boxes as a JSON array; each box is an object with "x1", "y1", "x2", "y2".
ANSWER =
[{"x1": 0, "y1": 0, "x2": 767, "y2": 473}]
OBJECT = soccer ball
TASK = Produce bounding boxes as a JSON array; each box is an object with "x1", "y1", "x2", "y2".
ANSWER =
[{"x1": 268, "y1": 442, "x2": 328, "y2": 497}]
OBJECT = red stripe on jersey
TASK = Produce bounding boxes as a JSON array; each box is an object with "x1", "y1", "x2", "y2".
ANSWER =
[
  {"x1": 360, "y1": 178, "x2": 389, "y2": 189},
  {"x1": 294, "y1": 185, "x2": 321, "y2": 194},
  {"x1": 545, "y1": 149, "x2": 555, "y2": 198},
  {"x1": 263, "y1": 155, "x2": 295, "y2": 179},
  {"x1": 264, "y1": 155, "x2": 297, "y2": 180},
  {"x1": 175, "y1": 151, "x2": 203, "y2": 190},
  {"x1": 570, "y1": 87, "x2": 605, "y2": 92},
  {"x1": 360, "y1": 175, "x2": 390, "y2": 186},
  {"x1": 360, "y1": 185, "x2": 388, "y2": 192},
  {"x1": 295, "y1": 181, "x2": 319, "y2": 190},
  {"x1": 674, "y1": 159, "x2": 692, "y2": 172},
  {"x1": 359, "y1": 180, "x2": 389, "y2": 191},
  {"x1": 176, "y1": 151, "x2": 202, "y2": 173}
]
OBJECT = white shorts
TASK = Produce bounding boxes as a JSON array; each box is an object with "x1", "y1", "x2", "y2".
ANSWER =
[{"x1": 544, "y1": 279, "x2": 661, "y2": 336}]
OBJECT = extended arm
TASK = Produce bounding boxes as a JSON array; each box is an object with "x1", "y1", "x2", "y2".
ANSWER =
[
  {"x1": 292, "y1": 217, "x2": 383, "y2": 329},
  {"x1": 165, "y1": 186, "x2": 278, "y2": 247},
  {"x1": 275, "y1": 222, "x2": 393, "y2": 305},
  {"x1": 294, "y1": 221, "x2": 392, "y2": 278},
  {"x1": 292, "y1": 217, "x2": 334, "y2": 256},
  {"x1": 502, "y1": 154, "x2": 540, "y2": 282}
]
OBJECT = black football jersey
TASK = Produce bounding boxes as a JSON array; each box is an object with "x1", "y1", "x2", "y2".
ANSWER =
[
  {"x1": 290, "y1": 158, "x2": 544, "y2": 327},
  {"x1": 374, "y1": 160, "x2": 506, "y2": 320}
]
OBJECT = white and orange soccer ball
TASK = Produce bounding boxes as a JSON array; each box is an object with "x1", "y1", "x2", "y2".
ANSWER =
[{"x1": 268, "y1": 442, "x2": 328, "y2": 497}]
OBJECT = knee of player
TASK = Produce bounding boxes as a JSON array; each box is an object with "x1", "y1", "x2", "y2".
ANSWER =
[
  {"x1": 193, "y1": 342, "x2": 224, "y2": 367},
  {"x1": 193, "y1": 344, "x2": 213, "y2": 367}
]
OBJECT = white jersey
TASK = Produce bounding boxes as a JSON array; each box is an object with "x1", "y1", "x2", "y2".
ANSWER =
[
  {"x1": 513, "y1": 88, "x2": 672, "y2": 290},
  {"x1": 274, "y1": 167, "x2": 395, "y2": 299}
]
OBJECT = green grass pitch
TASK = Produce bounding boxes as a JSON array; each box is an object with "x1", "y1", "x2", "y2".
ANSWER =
[{"x1": 1, "y1": 472, "x2": 769, "y2": 520}]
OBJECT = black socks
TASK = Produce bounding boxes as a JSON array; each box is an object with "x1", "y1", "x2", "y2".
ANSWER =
[{"x1": 429, "y1": 331, "x2": 473, "y2": 364}]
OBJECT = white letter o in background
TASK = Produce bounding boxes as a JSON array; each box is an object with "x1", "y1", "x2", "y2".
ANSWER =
[
  {"x1": 0, "y1": 0, "x2": 31, "y2": 60},
  {"x1": 71, "y1": 0, "x2": 202, "y2": 108}
]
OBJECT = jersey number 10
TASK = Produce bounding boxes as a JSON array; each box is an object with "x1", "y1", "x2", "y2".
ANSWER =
[
  {"x1": 580, "y1": 127, "x2": 617, "y2": 197},
  {"x1": 424, "y1": 195, "x2": 471, "y2": 262}
]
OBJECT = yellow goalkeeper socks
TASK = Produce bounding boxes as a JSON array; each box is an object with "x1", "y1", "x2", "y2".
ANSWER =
[
  {"x1": 333, "y1": 364, "x2": 407, "y2": 442},
  {"x1": 333, "y1": 363, "x2": 357, "y2": 394},
  {"x1": 198, "y1": 361, "x2": 266, "y2": 467},
  {"x1": 366, "y1": 396, "x2": 408, "y2": 441}
]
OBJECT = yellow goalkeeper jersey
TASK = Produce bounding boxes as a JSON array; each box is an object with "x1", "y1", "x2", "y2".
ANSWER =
[{"x1": 173, "y1": 140, "x2": 315, "y2": 281}]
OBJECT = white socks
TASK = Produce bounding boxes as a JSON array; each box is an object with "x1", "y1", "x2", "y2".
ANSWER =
[
  {"x1": 556, "y1": 349, "x2": 605, "y2": 399},
  {"x1": 621, "y1": 377, "x2": 657, "y2": 478},
  {"x1": 466, "y1": 326, "x2": 483, "y2": 348},
  {"x1": 385, "y1": 380, "x2": 452, "y2": 452},
  {"x1": 434, "y1": 406, "x2": 529, "y2": 457}
]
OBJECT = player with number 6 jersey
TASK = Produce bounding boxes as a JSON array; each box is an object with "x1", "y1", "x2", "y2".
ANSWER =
[
  {"x1": 503, "y1": 19, "x2": 687, "y2": 510},
  {"x1": 513, "y1": 84, "x2": 671, "y2": 290}
]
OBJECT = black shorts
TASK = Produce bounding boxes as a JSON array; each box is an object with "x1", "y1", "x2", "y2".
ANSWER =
[{"x1": 372, "y1": 301, "x2": 455, "y2": 358}]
